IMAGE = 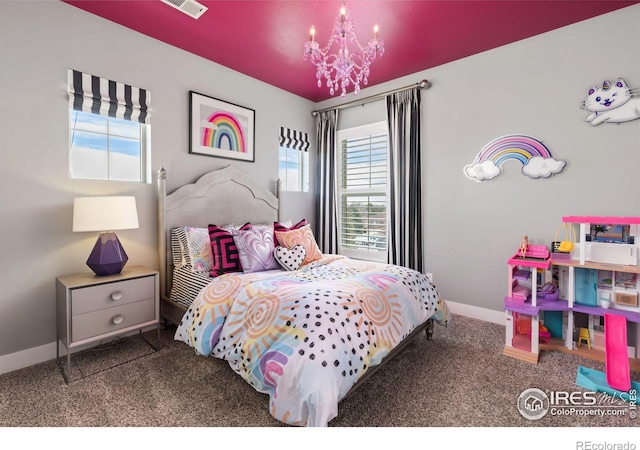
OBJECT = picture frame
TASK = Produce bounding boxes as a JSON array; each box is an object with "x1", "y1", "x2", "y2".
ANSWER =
[
  {"x1": 615, "y1": 290, "x2": 638, "y2": 307},
  {"x1": 586, "y1": 224, "x2": 632, "y2": 244},
  {"x1": 189, "y1": 91, "x2": 255, "y2": 162},
  {"x1": 597, "y1": 270, "x2": 613, "y2": 289},
  {"x1": 615, "y1": 271, "x2": 637, "y2": 289}
]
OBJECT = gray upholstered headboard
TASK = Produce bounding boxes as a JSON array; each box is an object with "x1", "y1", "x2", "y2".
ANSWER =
[{"x1": 157, "y1": 165, "x2": 281, "y2": 301}]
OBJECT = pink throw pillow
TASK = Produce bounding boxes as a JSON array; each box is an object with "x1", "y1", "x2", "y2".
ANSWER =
[
  {"x1": 273, "y1": 218, "x2": 307, "y2": 246},
  {"x1": 208, "y1": 222, "x2": 251, "y2": 277},
  {"x1": 274, "y1": 225, "x2": 323, "y2": 266}
]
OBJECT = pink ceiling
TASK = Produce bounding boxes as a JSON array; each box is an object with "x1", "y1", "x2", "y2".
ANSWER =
[{"x1": 63, "y1": 1, "x2": 638, "y2": 103}]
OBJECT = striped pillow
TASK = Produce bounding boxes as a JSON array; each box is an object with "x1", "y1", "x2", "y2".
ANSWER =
[
  {"x1": 170, "y1": 227, "x2": 189, "y2": 268},
  {"x1": 208, "y1": 222, "x2": 251, "y2": 277},
  {"x1": 169, "y1": 266, "x2": 212, "y2": 308}
]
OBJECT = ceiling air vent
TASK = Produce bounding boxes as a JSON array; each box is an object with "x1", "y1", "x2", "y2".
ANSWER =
[{"x1": 161, "y1": 0, "x2": 208, "y2": 19}]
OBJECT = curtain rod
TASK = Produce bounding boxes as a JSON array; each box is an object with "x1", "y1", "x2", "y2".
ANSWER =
[{"x1": 311, "y1": 79, "x2": 429, "y2": 116}]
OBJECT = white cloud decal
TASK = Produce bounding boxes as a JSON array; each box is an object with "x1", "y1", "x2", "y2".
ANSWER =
[
  {"x1": 521, "y1": 156, "x2": 566, "y2": 179},
  {"x1": 464, "y1": 160, "x2": 501, "y2": 182}
]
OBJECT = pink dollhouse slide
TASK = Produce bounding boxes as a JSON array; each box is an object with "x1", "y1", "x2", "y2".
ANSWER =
[
  {"x1": 576, "y1": 313, "x2": 639, "y2": 401},
  {"x1": 605, "y1": 314, "x2": 631, "y2": 392}
]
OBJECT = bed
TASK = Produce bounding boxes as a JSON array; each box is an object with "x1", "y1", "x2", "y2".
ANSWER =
[{"x1": 157, "y1": 165, "x2": 450, "y2": 426}]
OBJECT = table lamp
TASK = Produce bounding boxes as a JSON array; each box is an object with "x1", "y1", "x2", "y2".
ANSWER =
[{"x1": 73, "y1": 196, "x2": 139, "y2": 276}]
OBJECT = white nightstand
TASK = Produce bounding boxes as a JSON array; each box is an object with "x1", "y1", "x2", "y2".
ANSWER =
[{"x1": 56, "y1": 265, "x2": 160, "y2": 382}]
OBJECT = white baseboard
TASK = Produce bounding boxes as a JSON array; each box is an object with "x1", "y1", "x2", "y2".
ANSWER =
[
  {"x1": 0, "y1": 326, "x2": 155, "y2": 376},
  {"x1": 1, "y1": 303, "x2": 504, "y2": 376},
  {"x1": 0, "y1": 341, "x2": 59, "y2": 376},
  {"x1": 444, "y1": 300, "x2": 505, "y2": 325}
]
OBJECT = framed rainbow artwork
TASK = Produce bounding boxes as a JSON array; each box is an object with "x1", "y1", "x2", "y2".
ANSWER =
[{"x1": 189, "y1": 91, "x2": 255, "y2": 162}]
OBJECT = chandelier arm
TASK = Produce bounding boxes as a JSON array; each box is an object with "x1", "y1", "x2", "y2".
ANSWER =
[{"x1": 311, "y1": 80, "x2": 430, "y2": 117}]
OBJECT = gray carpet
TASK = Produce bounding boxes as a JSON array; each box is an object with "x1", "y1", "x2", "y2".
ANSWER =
[{"x1": 1, "y1": 314, "x2": 638, "y2": 428}]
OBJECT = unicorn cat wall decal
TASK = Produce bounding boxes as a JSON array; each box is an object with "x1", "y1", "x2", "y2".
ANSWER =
[{"x1": 582, "y1": 78, "x2": 640, "y2": 126}]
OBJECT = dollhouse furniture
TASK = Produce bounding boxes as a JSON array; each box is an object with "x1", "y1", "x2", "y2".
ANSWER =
[
  {"x1": 578, "y1": 328, "x2": 591, "y2": 349},
  {"x1": 504, "y1": 216, "x2": 640, "y2": 370}
]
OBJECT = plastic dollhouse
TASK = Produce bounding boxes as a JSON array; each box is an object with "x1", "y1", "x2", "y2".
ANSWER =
[
  {"x1": 504, "y1": 243, "x2": 552, "y2": 363},
  {"x1": 503, "y1": 216, "x2": 640, "y2": 378}
]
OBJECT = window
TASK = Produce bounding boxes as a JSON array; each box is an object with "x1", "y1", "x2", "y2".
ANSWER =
[
  {"x1": 278, "y1": 127, "x2": 309, "y2": 192},
  {"x1": 68, "y1": 69, "x2": 151, "y2": 183},
  {"x1": 69, "y1": 111, "x2": 148, "y2": 182},
  {"x1": 279, "y1": 146, "x2": 309, "y2": 192},
  {"x1": 337, "y1": 122, "x2": 388, "y2": 262}
]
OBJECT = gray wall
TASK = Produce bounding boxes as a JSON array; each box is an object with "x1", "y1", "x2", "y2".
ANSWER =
[
  {"x1": 316, "y1": 4, "x2": 640, "y2": 314},
  {"x1": 0, "y1": 1, "x2": 315, "y2": 358},
  {"x1": 1, "y1": 1, "x2": 639, "y2": 364}
]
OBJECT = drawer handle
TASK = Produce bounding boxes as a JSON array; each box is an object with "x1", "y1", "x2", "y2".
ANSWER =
[
  {"x1": 111, "y1": 291, "x2": 123, "y2": 301},
  {"x1": 112, "y1": 315, "x2": 124, "y2": 325}
]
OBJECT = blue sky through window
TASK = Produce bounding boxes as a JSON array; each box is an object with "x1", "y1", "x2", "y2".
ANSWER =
[
  {"x1": 70, "y1": 111, "x2": 141, "y2": 156},
  {"x1": 69, "y1": 110, "x2": 145, "y2": 182}
]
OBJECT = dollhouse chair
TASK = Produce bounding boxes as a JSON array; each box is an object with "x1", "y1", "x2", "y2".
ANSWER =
[{"x1": 578, "y1": 328, "x2": 591, "y2": 349}]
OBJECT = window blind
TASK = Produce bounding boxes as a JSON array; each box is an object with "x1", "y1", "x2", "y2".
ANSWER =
[
  {"x1": 341, "y1": 134, "x2": 387, "y2": 189},
  {"x1": 340, "y1": 132, "x2": 387, "y2": 253},
  {"x1": 279, "y1": 126, "x2": 309, "y2": 151},
  {"x1": 68, "y1": 69, "x2": 151, "y2": 124}
]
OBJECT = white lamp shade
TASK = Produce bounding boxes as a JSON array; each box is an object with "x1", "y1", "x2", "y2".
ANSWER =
[{"x1": 73, "y1": 196, "x2": 139, "y2": 232}]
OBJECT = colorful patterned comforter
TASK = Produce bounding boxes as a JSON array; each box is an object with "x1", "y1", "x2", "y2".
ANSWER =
[{"x1": 175, "y1": 254, "x2": 450, "y2": 426}]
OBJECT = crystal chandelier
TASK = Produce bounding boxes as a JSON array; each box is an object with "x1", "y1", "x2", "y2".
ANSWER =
[{"x1": 304, "y1": 3, "x2": 384, "y2": 99}]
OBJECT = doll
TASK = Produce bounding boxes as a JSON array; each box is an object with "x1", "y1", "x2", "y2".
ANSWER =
[{"x1": 520, "y1": 235, "x2": 529, "y2": 258}]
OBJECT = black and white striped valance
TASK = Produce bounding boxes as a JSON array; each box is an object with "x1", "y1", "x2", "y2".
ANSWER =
[
  {"x1": 279, "y1": 127, "x2": 310, "y2": 151},
  {"x1": 68, "y1": 69, "x2": 151, "y2": 124}
]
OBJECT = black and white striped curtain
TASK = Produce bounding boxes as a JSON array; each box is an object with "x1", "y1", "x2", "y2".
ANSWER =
[
  {"x1": 279, "y1": 127, "x2": 310, "y2": 151},
  {"x1": 386, "y1": 88, "x2": 422, "y2": 271},
  {"x1": 314, "y1": 110, "x2": 339, "y2": 254},
  {"x1": 67, "y1": 69, "x2": 151, "y2": 124}
]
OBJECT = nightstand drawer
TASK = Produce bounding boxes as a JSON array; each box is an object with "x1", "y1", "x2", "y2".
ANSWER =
[
  {"x1": 72, "y1": 276, "x2": 155, "y2": 315},
  {"x1": 72, "y1": 298, "x2": 155, "y2": 342}
]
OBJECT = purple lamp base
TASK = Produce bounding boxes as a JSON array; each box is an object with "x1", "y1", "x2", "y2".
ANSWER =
[{"x1": 86, "y1": 232, "x2": 129, "y2": 276}]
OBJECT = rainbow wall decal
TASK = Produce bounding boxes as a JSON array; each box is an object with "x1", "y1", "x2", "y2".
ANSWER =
[
  {"x1": 201, "y1": 112, "x2": 246, "y2": 153},
  {"x1": 464, "y1": 134, "x2": 566, "y2": 182}
]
